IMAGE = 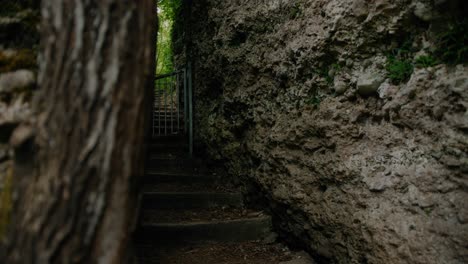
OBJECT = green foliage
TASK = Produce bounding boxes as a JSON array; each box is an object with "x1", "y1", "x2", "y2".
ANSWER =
[
  {"x1": 289, "y1": 3, "x2": 302, "y2": 19},
  {"x1": 434, "y1": 18, "x2": 468, "y2": 64},
  {"x1": 415, "y1": 55, "x2": 438, "y2": 68},
  {"x1": 156, "y1": 0, "x2": 182, "y2": 75},
  {"x1": 306, "y1": 95, "x2": 322, "y2": 106},
  {"x1": 317, "y1": 63, "x2": 341, "y2": 85},
  {"x1": 386, "y1": 56, "x2": 414, "y2": 84},
  {"x1": 386, "y1": 39, "x2": 415, "y2": 84}
]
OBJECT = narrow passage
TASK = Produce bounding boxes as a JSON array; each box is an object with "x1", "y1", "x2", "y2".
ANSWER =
[{"x1": 134, "y1": 135, "x2": 315, "y2": 264}]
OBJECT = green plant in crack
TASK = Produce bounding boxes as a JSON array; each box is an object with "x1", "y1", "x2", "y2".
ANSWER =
[
  {"x1": 306, "y1": 94, "x2": 322, "y2": 106},
  {"x1": 415, "y1": 55, "x2": 438, "y2": 68},
  {"x1": 386, "y1": 39, "x2": 415, "y2": 84},
  {"x1": 386, "y1": 56, "x2": 414, "y2": 84},
  {"x1": 434, "y1": 18, "x2": 468, "y2": 65},
  {"x1": 317, "y1": 63, "x2": 341, "y2": 85},
  {"x1": 328, "y1": 63, "x2": 342, "y2": 82},
  {"x1": 423, "y1": 207, "x2": 433, "y2": 216},
  {"x1": 289, "y1": 3, "x2": 302, "y2": 20}
]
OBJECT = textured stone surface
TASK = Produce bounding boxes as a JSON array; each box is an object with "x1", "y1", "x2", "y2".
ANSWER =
[
  {"x1": 280, "y1": 251, "x2": 316, "y2": 264},
  {"x1": 0, "y1": 69, "x2": 35, "y2": 93},
  {"x1": 0, "y1": 1, "x2": 38, "y2": 208},
  {"x1": 356, "y1": 73, "x2": 385, "y2": 96},
  {"x1": 178, "y1": 0, "x2": 468, "y2": 263}
]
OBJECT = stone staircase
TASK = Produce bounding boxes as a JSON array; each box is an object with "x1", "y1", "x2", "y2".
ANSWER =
[{"x1": 135, "y1": 135, "x2": 312, "y2": 263}]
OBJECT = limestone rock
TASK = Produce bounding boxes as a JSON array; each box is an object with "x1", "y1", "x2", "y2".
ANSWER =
[
  {"x1": 280, "y1": 251, "x2": 315, "y2": 264},
  {"x1": 413, "y1": 2, "x2": 434, "y2": 22},
  {"x1": 0, "y1": 69, "x2": 35, "y2": 93},
  {"x1": 0, "y1": 97, "x2": 32, "y2": 143},
  {"x1": 351, "y1": 0, "x2": 369, "y2": 19},
  {"x1": 182, "y1": 1, "x2": 468, "y2": 263},
  {"x1": 333, "y1": 77, "x2": 348, "y2": 95},
  {"x1": 9, "y1": 123, "x2": 33, "y2": 148},
  {"x1": 357, "y1": 73, "x2": 385, "y2": 96},
  {"x1": 377, "y1": 81, "x2": 398, "y2": 99}
]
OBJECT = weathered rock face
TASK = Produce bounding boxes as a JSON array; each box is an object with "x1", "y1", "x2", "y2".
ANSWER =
[
  {"x1": 0, "y1": 0, "x2": 38, "y2": 232},
  {"x1": 178, "y1": 0, "x2": 468, "y2": 263}
]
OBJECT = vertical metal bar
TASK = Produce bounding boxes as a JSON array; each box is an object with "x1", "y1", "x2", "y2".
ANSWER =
[
  {"x1": 183, "y1": 69, "x2": 188, "y2": 134},
  {"x1": 177, "y1": 72, "x2": 180, "y2": 133},
  {"x1": 164, "y1": 82, "x2": 167, "y2": 135},
  {"x1": 158, "y1": 84, "x2": 161, "y2": 136},
  {"x1": 156, "y1": 82, "x2": 158, "y2": 135},
  {"x1": 188, "y1": 63, "x2": 193, "y2": 157},
  {"x1": 171, "y1": 75, "x2": 174, "y2": 134}
]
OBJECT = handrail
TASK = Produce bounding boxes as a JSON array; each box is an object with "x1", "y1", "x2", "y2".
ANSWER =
[{"x1": 153, "y1": 65, "x2": 193, "y2": 157}]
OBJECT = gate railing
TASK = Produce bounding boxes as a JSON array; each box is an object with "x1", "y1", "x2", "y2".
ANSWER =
[{"x1": 153, "y1": 64, "x2": 193, "y2": 155}]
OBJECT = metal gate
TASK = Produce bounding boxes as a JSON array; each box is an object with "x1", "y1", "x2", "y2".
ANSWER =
[{"x1": 153, "y1": 64, "x2": 193, "y2": 155}]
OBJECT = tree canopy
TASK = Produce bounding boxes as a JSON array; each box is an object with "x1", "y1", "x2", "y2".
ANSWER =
[{"x1": 156, "y1": 0, "x2": 181, "y2": 75}]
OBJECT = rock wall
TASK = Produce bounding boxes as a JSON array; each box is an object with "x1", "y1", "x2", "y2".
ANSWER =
[
  {"x1": 179, "y1": 0, "x2": 468, "y2": 263},
  {"x1": 0, "y1": 0, "x2": 39, "y2": 234}
]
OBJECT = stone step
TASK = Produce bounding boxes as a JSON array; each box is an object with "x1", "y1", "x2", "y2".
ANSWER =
[
  {"x1": 144, "y1": 165, "x2": 206, "y2": 176},
  {"x1": 143, "y1": 182, "x2": 234, "y2": 193},
  {"x1": 141, "y1": 192, "x2": 243, "y2": 209},
  {"x1": 148, "y1": 142, "x2": 188, "y2": 153},
  {"x1": 148, "y1": 152, "x2": 191, "y2": 160},
  {"x1": 145, "y1": 163, "x2": 201, "y2": 173},
  {"x1": 143, "y1": 171, "x2": 214, "y2": 184},
  {"x1": 136, "y1": 241, "x2": 313, "y2": 264},
  {"x1": 136, "y1": 216, "x2": 272, "y2": 243},
  {"x1": 148, "y1": 155, "x2": 199, "y2": 162},
  {"x1": 151, "y1": 135, "x2": 185, "y2": 143},
  {"x1": 151, "y1": 129, "x2": 185, "y2": 135},
  {"x1": 140, "y1": 208, "x2": 266, "y2": 223},
  {"x1": 146, "y1": 157, "x2": 203, "y2": 171}
]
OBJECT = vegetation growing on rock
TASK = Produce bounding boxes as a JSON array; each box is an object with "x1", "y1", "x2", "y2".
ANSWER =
[
  {"x1": 434, "y1": 18, "x2": 468, "y2": 65},
  {"x1": 386, "y1": 55, "x2": 414, "y2": 84},
  {"x1": 177, "y1": 0, "x2": 468, "y2": 263}
]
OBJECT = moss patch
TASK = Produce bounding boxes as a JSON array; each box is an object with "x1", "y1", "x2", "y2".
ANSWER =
[
  {"x1": 386, "y1": 56, "x2": 414, "y2": 84},
  {"x1": 415, "y1": 55, "x2": 438, "y2": 68},
  {"x1": 386, "y1": 39, "x2": 415, "y2": 84}
]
